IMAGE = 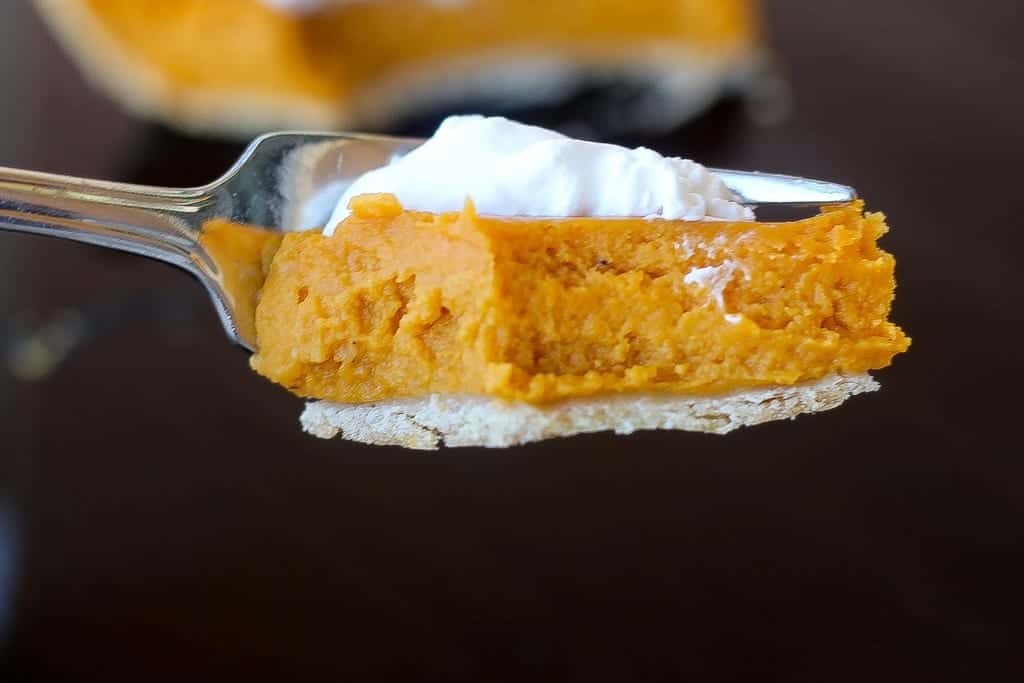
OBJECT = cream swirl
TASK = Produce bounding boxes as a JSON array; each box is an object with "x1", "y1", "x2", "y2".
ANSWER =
[
  {"x1": 324, "y1": 115, "x2": 753, "y2": 235},
  {"x1": 262, "y1": 0, "x2": 466, "y2": 12}
]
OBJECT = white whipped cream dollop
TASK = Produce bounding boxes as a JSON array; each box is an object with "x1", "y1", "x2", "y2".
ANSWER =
[
  {"x1": 261, "y1": 0, "x2": 329, "y2": 12},
  {"x1": 262, "y1": 0, "x2": 464, "y2": 13},
  {"x1": 325, "y1": 116, "x2": 753, "y2": 235}
]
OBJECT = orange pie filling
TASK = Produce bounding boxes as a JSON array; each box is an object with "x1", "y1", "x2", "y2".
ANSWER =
[
  {"x1": 39, "y1": 1, "x2": 764, "y2": 135},
  {"x1": 76, "y1": 0, "x2": 760, "y2": 104},
  {"x1": 250, "y1": 194, "x2": 910, "y2": 404}
]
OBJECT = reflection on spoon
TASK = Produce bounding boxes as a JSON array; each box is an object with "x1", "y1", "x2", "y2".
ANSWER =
[{"x1": 196, "y1": 220, "x2": 283, "y2": 350}]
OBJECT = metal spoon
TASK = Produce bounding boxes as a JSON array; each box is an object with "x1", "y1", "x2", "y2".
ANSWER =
[{"x1": 0, "y1": 131, "x2": 856, "y2": 352}]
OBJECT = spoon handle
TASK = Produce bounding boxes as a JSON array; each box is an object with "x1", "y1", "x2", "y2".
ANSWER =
[{"x1": 0, "y1": 165, "x2": 210, "y2": 268}]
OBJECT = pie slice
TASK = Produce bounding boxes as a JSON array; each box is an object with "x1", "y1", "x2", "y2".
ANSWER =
[
  {"x1": 34, "y1": 0, "x2": 764, "y2": 135},
  {"x1": 250, "y1": 194, "x2": 910, "y2": 448}
]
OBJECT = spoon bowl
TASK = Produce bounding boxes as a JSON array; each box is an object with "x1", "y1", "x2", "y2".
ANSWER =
[{"x1": 0, "y1": 131, "x2": 855, "y2": 351}]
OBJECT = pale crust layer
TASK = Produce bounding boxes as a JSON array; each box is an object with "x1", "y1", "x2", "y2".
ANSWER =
[{"x1": 299, "y1": 374, "x2": 878, "y2": 449}]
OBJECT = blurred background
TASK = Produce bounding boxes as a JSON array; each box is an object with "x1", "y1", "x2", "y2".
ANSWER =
[{"x1": 1, "y1": 1, "x2": 1022, "y2": 681}]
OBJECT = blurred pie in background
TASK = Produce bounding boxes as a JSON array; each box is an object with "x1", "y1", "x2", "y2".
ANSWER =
[{"x1": 34, "y1": 0, "x2": 765, "y2": 136}]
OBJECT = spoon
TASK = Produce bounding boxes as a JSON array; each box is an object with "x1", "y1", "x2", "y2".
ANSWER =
[{"x1": 0, "y1": 131, "x2": 856, "y2": 351}]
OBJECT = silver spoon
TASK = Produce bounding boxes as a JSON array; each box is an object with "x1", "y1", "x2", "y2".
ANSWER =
[{"x1": 0, "y1": 131, "x2": 856, "y2": 352}]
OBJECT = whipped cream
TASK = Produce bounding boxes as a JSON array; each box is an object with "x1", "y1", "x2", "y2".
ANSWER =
[
  {"x1": 325, "y1": 116, "x2": 753, "y2": 235},
  {"x1": 684, "y1": 260, "x2": 739, "y2": 309},
  {"x1": 262, "y1": 0, "x2": 464, "y2": 13},
  {"x1": 685, "y1": 261, "x2": 745, "y2": 323},
  {"x1": 261, "y1": 0, "x2": 328, "y2": 12}
]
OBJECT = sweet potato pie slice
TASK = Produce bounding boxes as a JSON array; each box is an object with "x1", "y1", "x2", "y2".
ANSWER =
[
  {"x1": 250, "y1": 194, "x2": 910, "y2": 405},
  {"x1": 35, "y1": 0, "x2": 763, "y2": 135}
]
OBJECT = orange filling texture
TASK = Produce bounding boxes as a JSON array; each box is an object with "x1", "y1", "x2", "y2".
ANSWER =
[
  {"x1": 82, "y1": 0, "x2": 759, "y2": 99},
  {"x1": 250, "y1": 195, "x2": 909, "y2": 404}
]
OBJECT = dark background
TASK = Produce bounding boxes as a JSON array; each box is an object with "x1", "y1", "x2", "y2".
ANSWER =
[{"x1": 2, "y1": 1, "x2": 1022, "y2": 680}]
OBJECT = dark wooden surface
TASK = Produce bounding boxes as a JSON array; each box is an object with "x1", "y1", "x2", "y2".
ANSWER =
[{"x1": 2, "y1": 1, "x2": 1022, "y2": 680}]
